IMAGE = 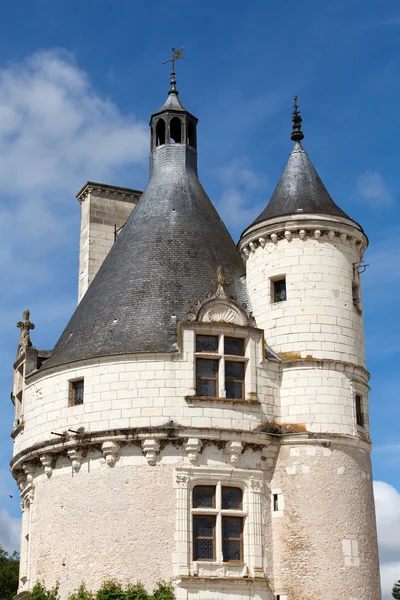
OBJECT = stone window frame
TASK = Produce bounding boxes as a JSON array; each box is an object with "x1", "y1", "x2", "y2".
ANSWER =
[
  {"x1": 68, "y1": 378, "x2": 85, "y2": 407},
  {"x1": 350, "y1": 379, "x2": 370, "y2": 435},
  {"x1": 173, "y1": 467, "x2": 264, "y2": 578},
  {"x1": 189, "y1": 326, "x2": 260, "y2": 402},
  {"x1": 271, "y1": 487, "x2": 285, "y2": 518}
]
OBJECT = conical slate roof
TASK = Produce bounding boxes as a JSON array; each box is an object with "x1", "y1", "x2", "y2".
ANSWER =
[
  {"x1": 42, "y1": 130, "x2": 246, "y2": 372},
  {"x1": 251, "y1": 141, "x2": 352, "y2": 226}
]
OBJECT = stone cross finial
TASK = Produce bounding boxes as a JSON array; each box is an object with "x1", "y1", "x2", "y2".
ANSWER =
[{"x1": 16, "y1": 309, "x2": 35, "y2": 356}]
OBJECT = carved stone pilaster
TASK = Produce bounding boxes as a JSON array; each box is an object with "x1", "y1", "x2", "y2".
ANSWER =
[
  {"x1": 40, "y1": 453, "x2": 55, "y2": 478},
  {"x1": 185, "y1": 438, "x2": 202, "y2": 465},
  {"x1": 142, "y1": 439, "x2": 160, "y2": 466},
  {"x1": 101, "y1": 441, "x2": 120, "y2": 467},
  {"x1": 226, "y1": 441, "x2": 243, "y2": 467},
  {"x1": 67, "y1": 448, "x2": 83, "y2": 473}
]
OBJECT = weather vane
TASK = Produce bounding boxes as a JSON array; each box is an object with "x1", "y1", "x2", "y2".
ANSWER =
[{"x1": 163, "y1": 46, "x2": 184, "y2": 92}]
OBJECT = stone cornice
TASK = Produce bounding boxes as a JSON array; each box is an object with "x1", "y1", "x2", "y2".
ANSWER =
[
  {"x1": 76, "y1": 181, "x2": 142, "y2": 204},
  {"x1": 278, "y1": 356, "x2": 370, "y2": 382},
  {"x1": 238, "y1": 214, "x2": 368, "y2": 260},
  {"x1": 10, "y1": 424, "x2": 371, "y2": 479}
]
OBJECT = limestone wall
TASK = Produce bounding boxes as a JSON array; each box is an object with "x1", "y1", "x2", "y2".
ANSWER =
[
  {"x1": 77, "y1": 183, "x2": 141, "y2": 303},
  {"x1": 14, "y1": 326, "x2": 277, "y2": 456},
  {"x1": 271, "y1": 440, "x2": 381, "y2": 600},
  {"x1": 241, "y1": 220, "x2": 367, "y2": 366}
]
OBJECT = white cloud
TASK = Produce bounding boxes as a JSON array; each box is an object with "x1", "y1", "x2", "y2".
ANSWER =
[
  {"x1": 0, "y1": 509, "x2": 20, "y2": 554},
  {"x1": 374, "y1": 481, "x2": 400, "y2": 599},
  {"x1": 0, "y1": 49, "x2": 148, "y2": 297},
  {"x1": 215, "y1": 158, "x2": 267, "y2": 229},
  {"x1": 356, "y1": 170, "x2": 393, "y2": 208}
]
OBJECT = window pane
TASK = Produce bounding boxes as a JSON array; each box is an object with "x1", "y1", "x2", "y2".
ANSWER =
[
  {"x1": 197, "y1": 379, "x2": 216, "y2": 397},
  {"x1": 223, "y1": 517, "x2": 242, "y2": 539},
  {"x1": 197, "y1": 359, "x2": 218, "y2": 377},
  {"x1": 193, "y1": 486, "x2": 215, "y2": 508},
  {"x1": 196, "y1": 335, "x2": 218, "y2": 353},
  {"x1": 72, "y1": 380, "x2": 84, "y2": 405},
  {"x1": 194, "y1": 539, "x2": 214, "y2": 560},
  {"x1": 194, "y1": 516, "x2": 215, "y2": 536},
  {"x1": 222, "y1": 517, "x2": 243, "y2": 562},
  {"x1": 225, "y1": 381, "x2": 243, "y2": 400},
  {"x1": 225, "y1": 361, "x2": 244, "y2": 380},
  {"x1": 222, "y1": 487, "x2": 242, "y2": 510},
  {"x1": 224, "y1": 337, "x2": 245, "y2": 356},
  {"x1": 274, "y1": 279, "x2": 286, "y2": 302},
  {"x1": 223, "y1": 540, "x2": 241, "y2": 562}
]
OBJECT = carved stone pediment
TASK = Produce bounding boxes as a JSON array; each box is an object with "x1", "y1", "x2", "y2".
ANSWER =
[{"x1": 187, "y1": 266, "x2": 254, "y2": 326}]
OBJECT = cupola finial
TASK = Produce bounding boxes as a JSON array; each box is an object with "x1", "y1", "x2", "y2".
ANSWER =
[
  {"x1": 162, "y1": 46, "x2": 184, "y2": 95},
  {"x1": 291, "y1": 95, "x2": 304, "y2": 142}
]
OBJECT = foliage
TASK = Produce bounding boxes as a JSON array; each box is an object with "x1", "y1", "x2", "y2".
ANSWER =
[
  {"x1": 31, "y1": 581, "x2": 60, "y2": 600},
  {"x1": 0, "y1": 545, "x2": 19, "y2": 600},
  {"x1": 29, "y1": 579, "x2": 175, "y2": 600},
  {"x1": 96, "y1": 581, "x2": 126, "y2": 600},
  {"x1": 393, "y1": 579, "x2": 400, "y2": 600},
  {"x1": 68, "y1": 583, "x2": 95, "y2": 600},
  {"x1": 125, "y1": 583, "x2": 148, "y2": 600},
  {"x1": 149, "y1": 582, "x2": 174, "y2": 600}
]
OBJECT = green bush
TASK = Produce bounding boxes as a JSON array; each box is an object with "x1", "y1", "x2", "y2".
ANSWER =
[
  {"x1": 68, "y1": 582, "x2": 95, "y2": 600},
  {"x1": 96, "y1": 580, "x2": 127, "y2": 600},
  {"x1": 150, "y1": 582, "x2": 174, "y2": 600},
  {"x1": 29, "y1": 579, "x2": 175, "y2": 600},
  {"x1": 125, "y1": 582, "x2": 148, "y2": 600},
  {"x1": 31, "y1": 581, "x2": 60, "y2": 600}
]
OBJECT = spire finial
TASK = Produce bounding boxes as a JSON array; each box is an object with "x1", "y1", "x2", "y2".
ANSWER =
[
  {"x1": 162, "y1": 46, "x2": 184, "y2": 95},
  {"x1": 291, "y1": 95, "x2": 304, "y2": 142}
]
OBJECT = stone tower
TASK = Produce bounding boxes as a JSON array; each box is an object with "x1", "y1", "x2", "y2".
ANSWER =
[
  {"x1": 238, "y1": 98, "x2": 381, "y2": 598},
  {"x1": 11, "y1": 63, "x2": 381, "y2": 600}
]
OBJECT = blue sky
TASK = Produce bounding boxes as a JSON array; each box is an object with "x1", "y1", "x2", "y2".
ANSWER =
[{"x1": 0, "y1": 1, "x2": 399, "y2": 597}]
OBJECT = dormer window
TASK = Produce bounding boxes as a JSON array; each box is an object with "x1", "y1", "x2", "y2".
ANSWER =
[{"x1": 195, "y1": 333, "x2": 247, "y2": 400}]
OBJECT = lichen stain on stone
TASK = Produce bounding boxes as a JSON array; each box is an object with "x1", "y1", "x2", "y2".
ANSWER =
[
  {"x1": 278, "y1": 351, "x2": 302, "y2": 360},
  {"x1": 281, "y1": 509, "x2": 321, "y2": 600}
]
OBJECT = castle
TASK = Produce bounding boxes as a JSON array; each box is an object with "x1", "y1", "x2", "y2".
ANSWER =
[{"x1": 11, "y1": 55, "x2": 382, "y2": 600}]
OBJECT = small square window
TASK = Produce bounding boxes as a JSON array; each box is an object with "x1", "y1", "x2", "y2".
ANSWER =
[
  {"x1": 196, "y1": 335, "x2": 218, "y2": 353},
  {"x1": 273, "y1": 493, "x2": 279, "y2": 512},
  {"x1": 71, "y1": 380, "x2": 84, "y2": 406},
  {"x1": 355, "y1": 394, "x2": 364, "y2": 427},
  {"x1": 224, "y1": 337, "x2": 245, "y2": 356},
  {"x1": 273, "y1": 278, "x2": 287, "y2": 302}
]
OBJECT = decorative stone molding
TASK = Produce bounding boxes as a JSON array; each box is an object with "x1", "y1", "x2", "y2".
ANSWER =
[
  {"x1": 238, "y1": 215, "x2": 368, "y2": 260},
  {"x1": 76, "y1": 181, "x2": 142, "y2": 205},
  {"x1": 185, "y1": 438, "x2": 202, "y2": 464},
  {"x1": 22, "y1": 462, "x2": 35, "y2": 485},
  {"x1": 17, "y1": 474, "x2": 26, "y2": 492},
  {"x1": 226, "y1": 441, "x2": 243, "y2": 467},
  {"x1": 142, "y1": 438, "x2": 160, "y2": 466},
  {"x1": 39, "y1": 453, "x2": 55, "y2": 478},
  {"x1": 101, "y1": 441, "x2": 120, "y2": 467},
  {"x1": 67, "y1": 447, "x2": 84, "y2": 473},
  {"x1": 187, "y1": 266, "x2": 254, "y2": 326}
]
